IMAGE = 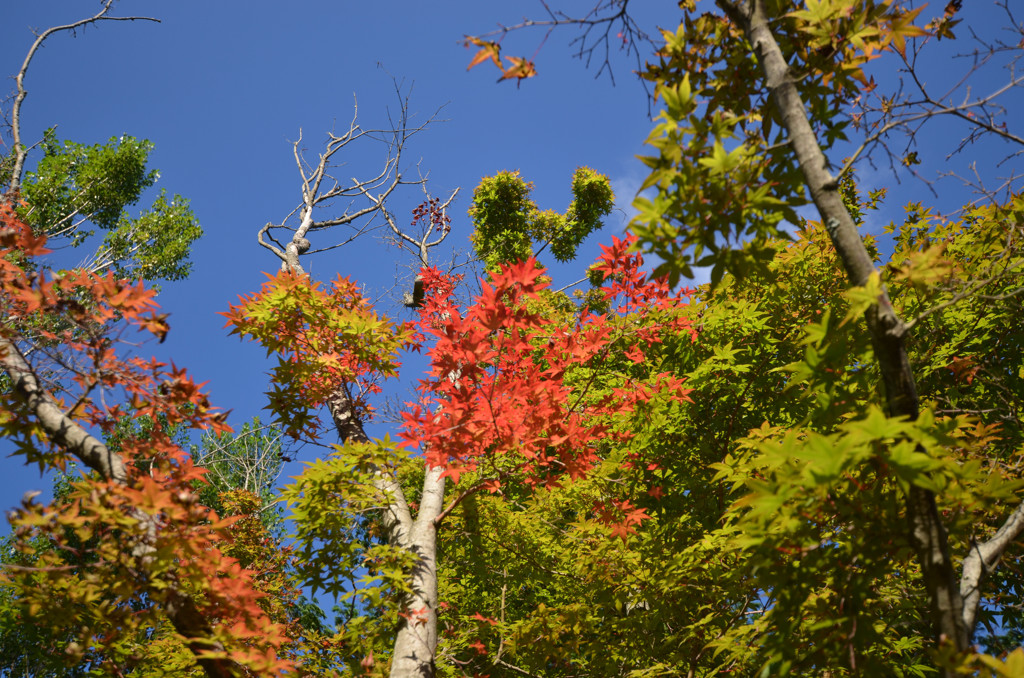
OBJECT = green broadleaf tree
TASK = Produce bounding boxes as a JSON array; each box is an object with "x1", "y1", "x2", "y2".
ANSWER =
[
  {"x1": 462, "y1": 2, "x2": 1024, "y2": 675},
  {"x1": 18, "y1": 131, "x2": 202, "y2": 282}
]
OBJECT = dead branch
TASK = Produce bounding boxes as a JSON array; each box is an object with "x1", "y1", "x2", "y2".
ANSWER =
[{"x1": 472, "y1": 0, "x2": 653, "y2": 88}]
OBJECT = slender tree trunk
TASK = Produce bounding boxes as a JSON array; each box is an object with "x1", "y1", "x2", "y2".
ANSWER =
[
  {"x1": 717, "y1": 0, "x2": 969, "y2": 665},
  {"x1": 390, "y1": 466, "x2": 445, "y2": 678},
  {"x1": 279, "y1": 163, "x2": 449, "y2": 675},
  {"x1": 324, "y1": 383, "x2": 444, "y2": 678}
]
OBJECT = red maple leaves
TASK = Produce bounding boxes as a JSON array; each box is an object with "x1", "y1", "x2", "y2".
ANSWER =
[{"x1": 402, "y1": 235, "x2": 696, "y2": 497}]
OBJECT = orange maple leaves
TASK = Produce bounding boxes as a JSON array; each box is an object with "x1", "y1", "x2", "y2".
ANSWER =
[
  {"x1": 222, "y1": 270, "x2": 414, "y2": 439},
  {"x1": 465, "y1": 36, "x2": 537, "y2": 84},
  {"x1": 0, "y1": 201, "x2": 292, "y2": 674}
]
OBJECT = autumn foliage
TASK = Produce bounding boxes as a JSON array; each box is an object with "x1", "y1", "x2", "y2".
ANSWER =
[
  {"x1": 223, "y1": 272, "x2": 414, "y2": 440},
  {"x1": 5, "y1": 1, "x2": 1024, "y2": 676},
  {"x1": 403, "y1": 236, "x2": 694, "y2": 488},
  {"x1": 0, "y1": 201, "x2": 293, "y2": 675}
]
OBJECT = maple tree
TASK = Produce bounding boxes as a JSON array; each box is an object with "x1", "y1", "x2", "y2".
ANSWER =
[
  {"x1": 460, "y1": 0, "x2": 1024, "y2": 676},
  {"x1": 3, "y1": 2, "x2": 1024, "y2": 678},
  {"x1": 224, "y1": 145, "x2": 694, "y2": 675},
  {"x1": 0, "y1": 198, "x2": 295, "y2": 675}
]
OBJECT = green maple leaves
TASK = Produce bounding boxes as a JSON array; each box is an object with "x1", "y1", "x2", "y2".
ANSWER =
[{"x1": 223, "y1": 271, "x2": 414, "y2": 439}]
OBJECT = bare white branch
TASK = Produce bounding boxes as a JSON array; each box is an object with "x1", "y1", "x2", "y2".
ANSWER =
[{"x1": 961, "y1": 501, "x2": 1024, "y2": 632}]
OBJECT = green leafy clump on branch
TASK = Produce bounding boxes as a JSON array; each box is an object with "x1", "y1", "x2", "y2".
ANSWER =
[
  {"x1": 469, "y1": 167, "x2": 613, "y2": 270},
  {"x1": 22, "y1": 131, "x2": 157, "y2": 236},
  {"x1": 19, "y1": 130, "x2": 202, "y2": 281}
]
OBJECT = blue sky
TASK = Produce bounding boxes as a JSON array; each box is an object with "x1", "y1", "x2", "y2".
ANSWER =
[
  {"x1": 1, "y1": 1, "x2": 668, "y2": 510},
  {"x1": 2, "y1": 1, "x2": 1021, "y2": 521}
]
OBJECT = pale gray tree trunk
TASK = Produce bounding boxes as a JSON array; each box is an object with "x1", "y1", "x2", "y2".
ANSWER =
[
  {"x1": 267, "y1": 104, "x2": 457, "y2": 677},
  {"x1": 390, "y1": 466, "x2": 445, "y2": 677},
  {"x1": 325, "y1": 387, "x2": 445, "y2": 678}
]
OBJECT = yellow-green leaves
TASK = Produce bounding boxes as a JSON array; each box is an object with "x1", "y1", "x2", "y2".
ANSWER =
[
  {"x1": 658, "y1": 73, "x2": 695, "y2": 119},
  {"x1": 842, "y1": 270, "x2": 884, "y2": 325},
  {"x1": 469, "y1": 167, "x2": 614, "y2": 270},
  {"x1": 223, "y1": 272, "x2": 413, "y2": 439},
  {"x1": 282, "y1": 438, "x2": 415, "y2": 598},
  {"x1": 634, "y1": 38, "x2": 802, "y2": 287}
]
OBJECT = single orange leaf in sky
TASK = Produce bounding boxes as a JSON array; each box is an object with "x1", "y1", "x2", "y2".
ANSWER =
[{"x1": 465, "y1": 36, "x2": 501, "y2": 71}]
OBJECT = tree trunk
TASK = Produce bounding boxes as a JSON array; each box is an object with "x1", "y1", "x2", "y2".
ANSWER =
[
  {"x1": 390, "y1": 466, "x2": 445, "y2": 678},
  {"x1": 324, "y1": 384, "x2": 444, "y2": 678},
  {"x1": 717, "y1": 0, "x2": 969, "y2": 664}
]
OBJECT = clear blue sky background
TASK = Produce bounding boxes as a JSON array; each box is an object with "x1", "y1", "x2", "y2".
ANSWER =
[
  {"x1": 1, "y1": 1, "x2": 669, "y2": 512},
  {"x1": 2, "y1": 2, "x2": 1020, "y2": 524}
]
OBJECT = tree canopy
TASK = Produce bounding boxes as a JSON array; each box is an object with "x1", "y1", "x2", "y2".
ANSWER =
[{"x1": 1, "y1": 1, "x2": 1023, "y2": 677}]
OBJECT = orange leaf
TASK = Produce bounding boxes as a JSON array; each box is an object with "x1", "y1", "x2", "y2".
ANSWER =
[
  {"x1": 465, "y1": 36, "x2": 501, "y2": 71},
  {"x1": 500, "y1": 56, "x2": 537, "y2": 82},
  {"x1": 887, "y1": 4, "x2": 929, "y2": 57}
]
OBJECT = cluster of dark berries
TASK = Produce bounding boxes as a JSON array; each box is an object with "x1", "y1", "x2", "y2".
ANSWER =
[{"x1": 411, "y1": 197, "x2": 452, "y2": 235}]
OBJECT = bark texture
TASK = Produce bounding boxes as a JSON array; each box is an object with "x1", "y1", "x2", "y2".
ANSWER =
[
  {"x1": 389, "y1": 465, "x2": 445, "y2": 678},
  {"x1": 323, "y1": 384, "x2": 445, "y2": 678},
  {"x1": 1, "y1": 335, "x2": 129, "y2": 484},
  {"x1": 960, "y1": 502, "x2": 1024, "y2": 631}
]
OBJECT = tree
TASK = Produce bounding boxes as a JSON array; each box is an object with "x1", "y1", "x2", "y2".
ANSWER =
[
  {"x1": 463, "y1": 0, "x2": 1024, "y2": 675},
  {"x1": 0, "y1": 6, "x2": 286, "y2": 675},
  {"x1": 224, "y1": 116, "x2": 694, "y2": 675},
  {"x1": 190, "y1": 417, "x2": 288, "y2": 530},
  {"x1": 3, "y1": 2, "x2": 1023, "y2": 678},
  {"x1": 2, "y1": 2, "x2": 200, "y2": 284},
  {"x1": 0, "y1": 196, "x2": 296, "y2": 676}
]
